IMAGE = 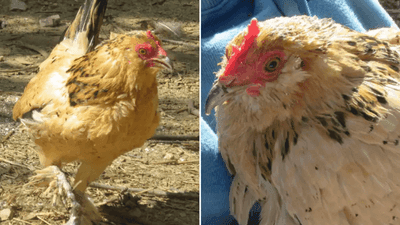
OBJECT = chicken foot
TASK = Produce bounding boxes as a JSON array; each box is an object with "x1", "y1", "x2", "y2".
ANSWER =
[{"x1": 28, "y1": 166, "x2": 102, "y2": 225}]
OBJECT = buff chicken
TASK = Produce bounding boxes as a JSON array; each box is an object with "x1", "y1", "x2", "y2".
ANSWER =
[
  {"x1": 206, "y1": 16, "x2": 400, "y2": 225},
  {"x1": 12, "y1": 0, "x2": 172, "y2": 223}
]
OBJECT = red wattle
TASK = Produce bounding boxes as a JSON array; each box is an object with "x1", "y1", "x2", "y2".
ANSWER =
[{"x1": 246, "y1": 85, "x2": 261, "y2": 96}]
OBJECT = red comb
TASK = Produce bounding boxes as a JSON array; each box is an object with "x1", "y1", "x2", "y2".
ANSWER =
[
  {"x1": 147, "y1": 30, "x2": 155, "y2": 40},
  {"x1": 223, "y1": 19, "x2": 260, "y2": 78},
  {"x1": 146, "y1": 30, "x2": 167, "y2": 56},
  {"x1": 156, "y1": 41, "x2": 167, "y2": 56}
]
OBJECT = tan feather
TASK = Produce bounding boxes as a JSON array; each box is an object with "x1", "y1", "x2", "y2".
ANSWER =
[
  {"x1": 12, "y1": 0, "x2": 172, "y2": 223},
  {"x1": 206, "y1": 15, "x2": 400, "y2": 225}
]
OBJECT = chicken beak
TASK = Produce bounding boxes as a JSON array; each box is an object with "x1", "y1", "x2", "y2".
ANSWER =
[
  {"x1": 205, "y1": 81, "x2": 228, "y2": 115},
  {"x1": 152, "y1": 55, "x2": 174, "y2": 72}
]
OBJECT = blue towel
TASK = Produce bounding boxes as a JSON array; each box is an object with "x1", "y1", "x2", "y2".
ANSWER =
[{"x1": 201, "y1": 0, "x2": 398, "y2": 224}]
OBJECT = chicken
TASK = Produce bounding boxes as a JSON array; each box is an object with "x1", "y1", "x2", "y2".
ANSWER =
[
  {"x1": 12, "y1": 0, "x2": 172, "y2": 223},
  {"x1": 205, "y1": 16, "x2": 400, "y2": 225}
]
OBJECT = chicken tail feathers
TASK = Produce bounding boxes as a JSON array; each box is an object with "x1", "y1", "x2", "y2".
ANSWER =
[
  {"x1": 63, "y1": 0, "x2": 107, "y2": 53},
  {"x1": 12, "y1": 0, "x2": 107, "y2": 121}
]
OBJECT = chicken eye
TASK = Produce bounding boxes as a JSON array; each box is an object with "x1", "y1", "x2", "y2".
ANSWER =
[
  {"x1": 139, "y1": 49, "x2": 147, "y2": 55},
  {"x1": 265, "y1": 58, "x2": 280, "y2": 72}
]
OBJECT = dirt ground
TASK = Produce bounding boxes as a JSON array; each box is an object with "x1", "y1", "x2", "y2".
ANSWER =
[
  {"x1": 0, "y1": 0, "x2": 199, "y2": 224},
  {"x1": 379, "y1": 0, "x2": 400, "y2": 27}
]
